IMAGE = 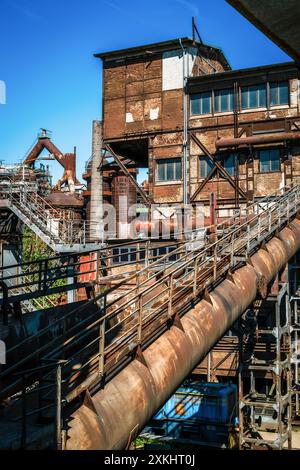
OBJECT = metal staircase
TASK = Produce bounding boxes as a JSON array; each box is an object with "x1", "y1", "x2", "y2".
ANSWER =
[
  {"x1": 2, "y1": 185, "x2": 299, "y2": 384},
  {"x1": 0, "y1": 179, "x2": 104, "y2": 252},
  {"x1": 1, "y1": 184, "x2": 300, "y2": 449}
]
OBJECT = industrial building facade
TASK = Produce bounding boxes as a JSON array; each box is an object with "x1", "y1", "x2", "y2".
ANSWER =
[
  {"x1": 88, "y1": 38, "x2": 300, "y2": 231},
  {"x1": 2, "y1": 9, "x2": 300, "y2": 448}
]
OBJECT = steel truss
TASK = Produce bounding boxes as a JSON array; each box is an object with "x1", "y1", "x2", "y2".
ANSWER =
[{"x1": 238, "y1": 281, "x2": 292, "y2": 450}]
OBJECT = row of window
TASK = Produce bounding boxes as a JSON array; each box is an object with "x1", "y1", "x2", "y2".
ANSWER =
[
  {"x1": 112, "y1": 246, "x2": 176, "y2": 264},
  {"x1": 190, "y1": 81, "x2": 289, "y2": 115},
  {"x1": 200, "y1": 149, "x2": 280, "y2": 176},
  {"x1": 156, "y1": 149, "x2": 281, "y2": 182}
]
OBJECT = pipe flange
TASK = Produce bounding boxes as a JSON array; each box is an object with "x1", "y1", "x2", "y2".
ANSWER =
[{"x1": 257, "y1": 275, "x2": 268, "y2": 299}]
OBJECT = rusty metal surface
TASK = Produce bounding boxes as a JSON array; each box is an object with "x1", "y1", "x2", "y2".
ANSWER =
[
  {"x1": 45, "y1": 192, "x2": 84, "y2": 208},
  {"x1": 216, "y1": 131, "x2": 300, "y2": 149},
  {"x1": 24, "y1": 136, "x2": 80, "y2": 191},
  {"x1": 2, "y1": 187, "x2": 300, "y2": 449},
  {"x1": 66, "y1": 217, "x2": 300, "y2": 450}
]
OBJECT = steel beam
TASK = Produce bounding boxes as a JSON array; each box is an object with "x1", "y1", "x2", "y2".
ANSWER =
[
  {"x1": 66, "y1": 218, "x2": 300, "y2": 449},
  {"x1": 105, "y1": 144, "x2": 151, "y2": 205},
  {"x1": 190, "y1": 133, "x2": 247, "y2": 201}
]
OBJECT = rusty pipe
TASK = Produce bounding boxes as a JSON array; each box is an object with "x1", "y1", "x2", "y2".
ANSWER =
[
  {"x1": 215, "y1": 131, "x2": 300, "y2": 149},
  {"x1": 66, "y1": 218, "x2": 300, "y2": 450},
  {"x1": 131, "y1": 218, "x2": 214, "y2": 238},
  {"x1": 132, "y1": 215, "x2": 258, "y2": 238}
]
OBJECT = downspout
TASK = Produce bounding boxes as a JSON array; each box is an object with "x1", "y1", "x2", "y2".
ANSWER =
[{"x1": 179, "y1": 39, "x2": 189, "y2": 206}]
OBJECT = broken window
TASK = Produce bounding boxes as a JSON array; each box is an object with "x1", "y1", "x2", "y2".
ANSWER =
[
  {"x1": 156, "y1": 158, "x2": 181, "y2": 182},
  {"x1": 259, "y1": 149, "x2": 280, "y2": 173},
  {"x1": 241, "y1": 84, "x2": 266, "y2": 109},
  {"x1": 270, "y1": 81, "x2": 289, "y2": 106},
  {"x1": 214, "y1": 89, "x2": 234, "y2": 113},
  {"x1": 191, "y1": 92, "x2": 212, "y2": 115}
]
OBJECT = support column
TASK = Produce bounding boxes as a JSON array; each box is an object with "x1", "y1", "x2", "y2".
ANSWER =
[{"x1": 89, "y1": 121, "x2": 104, "y2": 241}]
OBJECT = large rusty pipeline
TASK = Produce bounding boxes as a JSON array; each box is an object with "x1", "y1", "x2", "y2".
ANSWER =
[
  {"x1": 215, "y1": 131, "x2": 300, "y2": 149},
  {"x1": 66, "y1": 217, "x2": 300, "y2": 450}
]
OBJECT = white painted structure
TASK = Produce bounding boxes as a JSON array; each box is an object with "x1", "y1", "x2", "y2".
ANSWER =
[{"x1": 162, "y1": 48, "x2": 198, "y2": 91}]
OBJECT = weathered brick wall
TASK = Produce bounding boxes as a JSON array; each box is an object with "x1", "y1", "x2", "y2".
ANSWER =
[
  {"x1": 188, "y1": 77, "x2": 300, "y2": 203},
  {"x1": 192, "y1": 51, "x2": 228, "y2": 76},
  {"x1": 102, "y1": 46, "x2": 228, "y2": 141},
  {"x1": 103, "y1": 56, "x2": 163, "y2": 139},
  {"x1": 101, "y1": 47, "x2": 300, "y2": 211}
]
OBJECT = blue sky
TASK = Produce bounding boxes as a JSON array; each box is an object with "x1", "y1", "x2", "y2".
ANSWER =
[{"x1": 0, "y1": 0, "x2": 290, "y2": 183}]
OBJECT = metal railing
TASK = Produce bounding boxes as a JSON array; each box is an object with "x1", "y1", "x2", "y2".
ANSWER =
[
  {"x1": 12, "y1": 361, "x2": 64, "y2": 450},
  {"x1": 0, "y1": 239, "x2": 181, "y2": 308},
  {"x1": 0, "y1": 178, "x2": 102, "y2": 246},
  {"x1": 8, "y1": 184, "x2": 296, "y2": 402},
  {"x1": 1, "y1": 268, "x2": 57, "y2": 312},
  {"x1": 1, "y1": 185, "x2": 300, "y2": 447}
]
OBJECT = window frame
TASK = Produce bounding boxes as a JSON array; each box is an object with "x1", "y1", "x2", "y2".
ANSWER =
[
  {"x1": 189, "y1": 79, "x2": 291, "y2": 117},
  {"x1": 214, "y1": 88, "x2": 234, "y2": 113},
  {"x1": 258, "y1": 148, "x2": 281, "y2": 173},
  {"x1": 199, "y1": 156, "x2": 216, "y2": 179},
  {"x1": 190, "y1": 91, "x2": 212, "y2": 116},
  {"x1": 155, "y1": 157, "x2": 182, "y2": 183},
  {"x1": 240, "y1": 84, "x2": 267, "y2": 110},
  {"x1": 269, "y1": 81, "x2": 289, "y2": 107},
  {"x1": 223, "y1": 153, "x2": 236, "y2": 177}
]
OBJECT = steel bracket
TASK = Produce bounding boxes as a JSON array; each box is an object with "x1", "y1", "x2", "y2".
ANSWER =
[
  {"x1": 83, "y1": 389, "x2": 98, "y2": 415},
  {"x1": 260, "y1": 241, "x2": 269, "y2": 252},
  {"x1": 172, "y1": 312, "x2": 185, "y2": 332},
  {"x1": 203, "y1": 287, "x2": 212, "y2": 304},
  {"x1": 135, "y1": 345, "x2": 148, "y2": 368},
  {"x1": 226, "y1": 270, "x2": 235, "y2": 284}
]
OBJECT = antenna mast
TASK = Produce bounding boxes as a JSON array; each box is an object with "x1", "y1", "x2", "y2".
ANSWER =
[{"x1": 192, "y1": 17, "x2": 204, "y2": 45}]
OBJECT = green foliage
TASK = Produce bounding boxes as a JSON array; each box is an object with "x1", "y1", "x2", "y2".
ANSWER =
[
  {"x1": 22, "y1": 227, "x2": 67, "y2": 309},
  {"x1": 133, "y1": 436, "x2": 166, "y2": 449},
  {"x1": 22, "y1": 226, "x2": 52, "y2": 262}
]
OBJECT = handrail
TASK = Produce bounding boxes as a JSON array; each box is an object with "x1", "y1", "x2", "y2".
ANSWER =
[
  {"x1": 88, "y1": 184, "x2": 297, "y2": 314},
  {"x1": 0, "y1": 240, "x2": 181, "y2": 308},
  {"x1": 1, "y1": 185, "x2": 299, "y2": 402},
  {"x1": 0, "y1": 176, "x2": 294, "y2": 248},
  {"x1": 55, "y1": 185, "x2": 299, "y2": 384},
  {"x1": 0, "y1": 177, "x2": 91, "y2": 245}
]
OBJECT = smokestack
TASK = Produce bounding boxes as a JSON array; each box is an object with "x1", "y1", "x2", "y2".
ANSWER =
[{"x1": 89, "y1": 120, "x2": 104, "y2": 241}]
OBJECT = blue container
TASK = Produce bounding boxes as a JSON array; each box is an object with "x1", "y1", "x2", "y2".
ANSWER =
[{"x1": 146, "y1": 381, "x2": 237, "y2": 444}]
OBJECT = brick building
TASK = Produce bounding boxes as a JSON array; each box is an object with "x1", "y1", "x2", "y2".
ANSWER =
[{"x1": 85, "y1": 37, "x2": 300, "y2": 232}]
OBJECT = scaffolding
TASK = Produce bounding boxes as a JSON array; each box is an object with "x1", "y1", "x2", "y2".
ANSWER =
[
  {"x1": 290, "y1": 295, "x2": 300, "y2": 420},
  {"x1": 238, "y1": 282, "x2": 292, "y2": 450},
  {"x1": 288, "y1": 253, "x2": 300, "y2": 421}
]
